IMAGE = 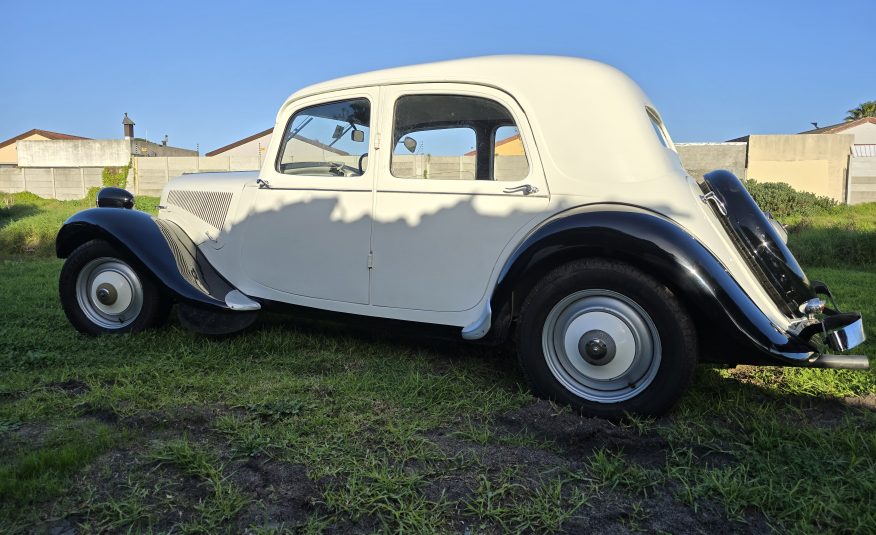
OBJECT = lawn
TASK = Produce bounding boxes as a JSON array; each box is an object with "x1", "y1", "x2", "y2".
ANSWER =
[{"x1": 0, "y1": 192, "x2": 874, "y2": 534}]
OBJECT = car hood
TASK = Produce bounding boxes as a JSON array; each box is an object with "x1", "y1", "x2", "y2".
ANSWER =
[{"x1": 161, "y1": 171, "x2": 260, "y2": 196}]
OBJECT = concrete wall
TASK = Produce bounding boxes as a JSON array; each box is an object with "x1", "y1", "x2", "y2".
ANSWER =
[
  {"x1": 746, "y1": 134, "x2": 853, "y2": 201},
  {"x1": 676, "y1": 142, "x2": 747, "y2": 180},
  {"x1": 849, "y1": 156, "x2": 876, "y2": 205},
  {"x1": 132, "y1": 156, "x2": 261, "y2": 196},
  {"x1": 0, "y1": 167, "x2": 103, "y2": 200},
  {"x1": 17, "y1": 139, "x2": 132, "y2": 167},
  {"x1": 0, "y1": 133, "x2": 52, "y2": 165}
]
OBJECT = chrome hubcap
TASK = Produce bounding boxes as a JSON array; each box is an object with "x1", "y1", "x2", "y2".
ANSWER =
[
  {"x1": 75, "y1": 258, "x2": 144, "y2": 329},
  {"x1": 542, "y1": 290, "x2": 661, "y2": 403}
]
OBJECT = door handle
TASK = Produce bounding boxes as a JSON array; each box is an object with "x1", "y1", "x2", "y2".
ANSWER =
[{"x1": 503, "y1": 184, "x2": 539, "y2": 195}]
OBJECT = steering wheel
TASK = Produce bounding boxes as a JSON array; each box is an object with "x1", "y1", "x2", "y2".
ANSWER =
[{"x1": 358, "y1": 153, "x2": 368, "y2": 175}]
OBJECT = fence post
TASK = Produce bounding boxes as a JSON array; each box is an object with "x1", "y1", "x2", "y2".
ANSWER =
[
  {"x1": 133, "y1": 158, "x2": 140, "y2": 196},
  {"x1": 50, "y1": 167, "x2": 57, "y2": 199},
  {"x1": 165, "y1": 157, "x2": 170, "y2": 188},
  {"x1": 21, "y1": 168, "x2": 27, "y2": 193},
  {"x1": 80, "y1": 167, "x2": 86, "y2": 198}
]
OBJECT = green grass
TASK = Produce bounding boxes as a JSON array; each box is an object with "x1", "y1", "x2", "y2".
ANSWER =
[
  {"x1": 0, "y1": 191, "x2": 158, "y2": 256},
  {"x1": 0, "y1": 194, "x2": 874, "y2": 533},
  {"x1": 786, "y1": 202, "x2": 876, "y2": 267}
]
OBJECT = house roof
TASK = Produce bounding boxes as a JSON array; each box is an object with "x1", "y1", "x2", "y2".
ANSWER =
[
  {"x1": 205, "y1": 128, "x2": 272, "y2": 156},
  {"x1": 798, "y1": 117, "x2": 876, "y2": 134},
  {"x1": 0, "y1": 128, "x2": 91, "y2": 150},
  {"x1": 205, "y1": 128, "x2": 349, "y2": 157},
  {"x1": 464, "y1": 133, "x2": 521, "y2": 156}
]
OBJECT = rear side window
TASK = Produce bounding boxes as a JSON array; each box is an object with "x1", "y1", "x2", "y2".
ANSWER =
[{"x1": 391, "y1": 94, "x2": 529, "y2": 181}]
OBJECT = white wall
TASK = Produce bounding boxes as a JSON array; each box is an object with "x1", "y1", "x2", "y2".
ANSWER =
[
  {"x1": 840, "y1": 122, "x2": 876, "y2": 144},
  {"x1": 17, "y1": 139, "x2": 131, "y2": 167}
]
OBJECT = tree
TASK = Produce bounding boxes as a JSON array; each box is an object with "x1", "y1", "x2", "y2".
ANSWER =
[{"x1": 846, "y1": 101, "x2": 876, "y2": 121}]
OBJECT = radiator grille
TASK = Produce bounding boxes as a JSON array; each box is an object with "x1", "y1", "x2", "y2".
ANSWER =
[{"x1": 166, "y1": 190, "x2": 233, "y2": 230}]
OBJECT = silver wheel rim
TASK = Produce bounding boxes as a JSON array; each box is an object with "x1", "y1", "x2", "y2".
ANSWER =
[
  {"x1": 75, "y1": 257, "x2": 144, "y2": 329},
  {"x1": 541, "y1": 289, "x2": 661, "y2": 403}
]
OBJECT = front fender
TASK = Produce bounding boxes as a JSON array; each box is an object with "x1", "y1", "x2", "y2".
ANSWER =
[
  {"x1": 56, "y1": 208, "x2": 230, "y2": 309},
  {"x1": 491, "y1": 204, "x2": 816, "y2": 365}
]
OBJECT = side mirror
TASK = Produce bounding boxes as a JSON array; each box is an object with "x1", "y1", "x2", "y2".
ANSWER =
[
  {"x1": 351, "y1": 130, "x2": 365, "y2": 142},
  {"x1": 402, "y1": 136, "x2": 417, "y2": 153}
]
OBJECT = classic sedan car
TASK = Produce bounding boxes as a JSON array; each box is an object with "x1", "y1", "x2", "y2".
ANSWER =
[{"x1": 56, "y1": 56, "x2": 868, "y2": 417}]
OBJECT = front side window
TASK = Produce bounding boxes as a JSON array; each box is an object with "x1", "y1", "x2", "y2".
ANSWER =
[
  {"x1": 391, "y1": 94, "x2": 529, "y2": 181},
  {"x1": 277, "y1": 98, "x2": 370, "y2": 177}
]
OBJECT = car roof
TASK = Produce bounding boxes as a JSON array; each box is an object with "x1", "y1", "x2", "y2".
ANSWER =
[
  {"x1": 274, "y1": 55, "x2": 680, "y2": 188},
  {"x1": 279, "y1": 55, "x2": 643, "y2": 112}
]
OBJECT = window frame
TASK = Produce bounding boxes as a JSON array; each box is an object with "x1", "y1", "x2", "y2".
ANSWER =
[
  {"x1": 267, "y1": 90, "x2": 377, "y2": 189},
  {"x1": 377, "y1": 83, "x2": 545, "y2": 196},
  {"x1": 389, "y1": 93, "x2": 528, "y2": 182}
]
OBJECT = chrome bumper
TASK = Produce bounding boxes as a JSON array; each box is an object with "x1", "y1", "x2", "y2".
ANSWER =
[
  {"x1": 792, "y1": 281, "x2": 868, "y2": 370},
  {"x1": 826, "y1": 316, "x2": 866, "y2": 352}
]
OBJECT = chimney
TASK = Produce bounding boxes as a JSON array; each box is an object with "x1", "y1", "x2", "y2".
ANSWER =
[
  {"x1": 162, "y1": 134, "x2": 168, "y2": 147},
  {"x1": 122, "y1": 113, "x2": 135, "y2": 139}
]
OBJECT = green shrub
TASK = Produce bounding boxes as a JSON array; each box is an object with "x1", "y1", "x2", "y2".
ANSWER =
[
  {"x1": 101, "y1": 162, "x2": 130, "y2": 189},
  {"x1": 743, "y1": 179, "x2": 837, "y2": 219}
]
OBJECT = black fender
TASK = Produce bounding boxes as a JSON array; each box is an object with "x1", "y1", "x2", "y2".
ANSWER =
[
  {"x1": 700, "y1": 170, "x2": 813, "y2": 316},
  {"x1": 56, "y1": 208, "x2": 230, "y2": 309},
  {"x1": 490, "y1": 204, "x2": 816, "y2": 365}
]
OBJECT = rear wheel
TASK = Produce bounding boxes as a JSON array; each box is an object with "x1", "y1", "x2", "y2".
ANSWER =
[
  {"x1": 517, "y1": 259, "x2": 697, "y2": 417},
  {"x1": 59, "y1": 240, "x2": 171, "y2": 335}
]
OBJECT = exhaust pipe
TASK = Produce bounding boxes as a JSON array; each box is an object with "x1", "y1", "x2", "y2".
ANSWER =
[{"x1": 809, "y1": 354, "x2": 870, "y2": 370}]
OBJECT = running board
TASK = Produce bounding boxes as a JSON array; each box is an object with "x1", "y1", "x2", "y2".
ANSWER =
[{"x1": 808, "y1": 354, "x2": 870, "y2": 370}]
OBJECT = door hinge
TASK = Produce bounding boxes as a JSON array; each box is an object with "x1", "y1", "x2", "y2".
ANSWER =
[{"x1": 367, "y1": 252, "x2": 374, "y2": 269}]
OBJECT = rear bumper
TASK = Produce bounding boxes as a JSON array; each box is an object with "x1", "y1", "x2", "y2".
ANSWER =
[{"x1": 777, "y1": 282, "x2": 867, "y2": 370}]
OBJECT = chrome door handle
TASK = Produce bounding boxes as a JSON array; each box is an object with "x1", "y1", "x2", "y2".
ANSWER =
[
  {"x1": 503, "y1": 184, "x2": 539, "y2": 195},
  {"x1": 700, "y1": 191, "x2": 727, "y2": 216}
]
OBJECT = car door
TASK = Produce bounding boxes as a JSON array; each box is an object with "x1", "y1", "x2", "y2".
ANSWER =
[
  {"x1": 370, "y1": 84, "x2": 550, "y2": 312},
  {"x1": 240, "y1": 90, "x2": 376, "y2": 304}
]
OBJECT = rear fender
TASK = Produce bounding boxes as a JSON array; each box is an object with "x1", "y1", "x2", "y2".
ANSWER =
[
  {"x1": 56, "y1": 208, "x2": 230, "y2": 309},
  {"x1": 491, "y1": 204, "x2": 815, "y2": 364}
]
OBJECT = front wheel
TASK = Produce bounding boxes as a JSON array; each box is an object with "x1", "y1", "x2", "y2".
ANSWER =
[
  {"x1": 517, "y1": 259, "x2": 697, "y2": 418},
  {"x1": 59, "y1": 239, "x2": 170, "y2": 335}
]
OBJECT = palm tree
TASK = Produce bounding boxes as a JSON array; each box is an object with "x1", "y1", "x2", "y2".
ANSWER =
[{"x1": 846, "y1": 101, "x2": 876, "y2": 121}]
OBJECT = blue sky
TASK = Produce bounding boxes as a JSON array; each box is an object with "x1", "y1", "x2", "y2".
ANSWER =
[{"x1": 2, "y1": 1, "x2": 872, "y2": 153}]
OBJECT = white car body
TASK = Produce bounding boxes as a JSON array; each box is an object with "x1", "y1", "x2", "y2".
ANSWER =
[
  {"x1": 158, "y1": 56, "x2": 786, "y2": 333},
  {"x1": 59, "y1": 55, "x2": 867, "y2": 416}
]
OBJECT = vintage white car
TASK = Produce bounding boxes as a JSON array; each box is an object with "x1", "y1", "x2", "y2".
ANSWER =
[{"x1": 56, "y1": 56, "x2": 867, "y2": 416}]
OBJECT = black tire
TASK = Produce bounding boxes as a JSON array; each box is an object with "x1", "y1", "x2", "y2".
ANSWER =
[
  {"x1": 59, "y1": 239, "x2": 171, "y2": 336},
  {"x1": 516, "y1": 258, "x2": 697, "y2": 418}
]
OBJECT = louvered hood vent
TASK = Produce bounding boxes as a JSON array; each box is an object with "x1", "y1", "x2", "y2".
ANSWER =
[{"x1": 166, "y1": 190, "x2": 233, "y2": 230}]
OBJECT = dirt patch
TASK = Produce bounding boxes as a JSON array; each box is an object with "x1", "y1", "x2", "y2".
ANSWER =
[
  {"x1": 120, "y1": 405, "x2": 225, "y2": 432},
  {"x1": 230, "y1": 455, "x2": 319, "y2": 530},
  {"x1": 844, "y1": 394, "x2": 876, "y2": 411},
  {"x1": 496, "y1": 400, "x2": 669, "y2": 468},
  {"x1": 423, "y1": 400, "x2": 767, "y2": 534},
  {"x1": 47, "y1": 378, "x2": 90, "y2": 396}
]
